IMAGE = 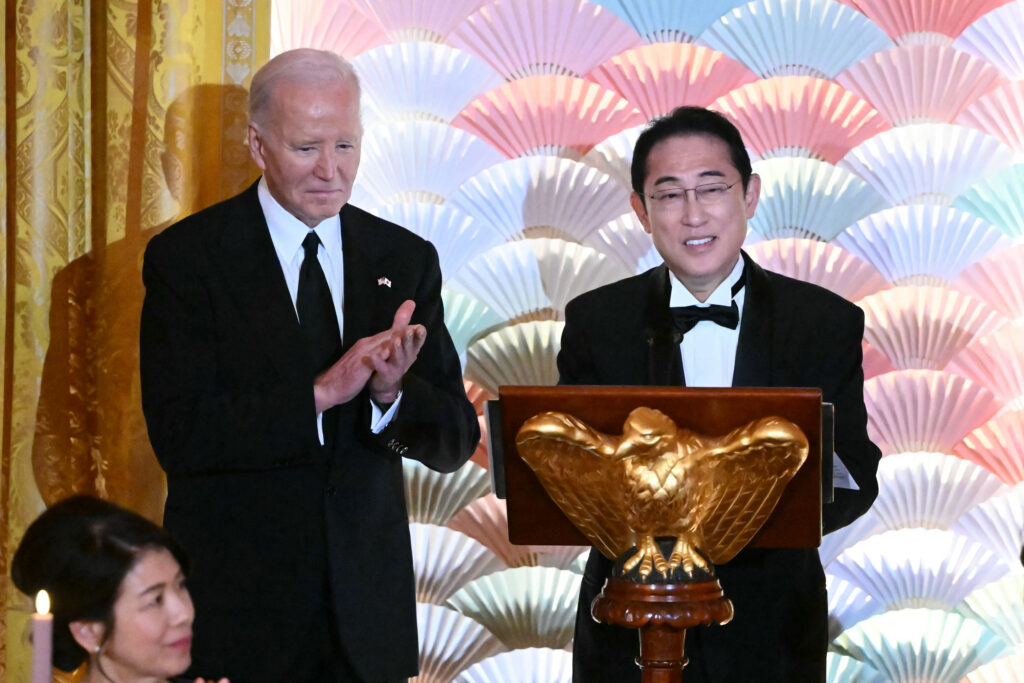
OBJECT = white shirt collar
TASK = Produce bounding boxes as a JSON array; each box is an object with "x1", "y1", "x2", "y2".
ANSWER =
[
  {"x1": 258, "y1": 178, "x2": 342, "y2": 264},
  {"x1": 668, "y1": 257, "x2": 745, "y2": 307}
]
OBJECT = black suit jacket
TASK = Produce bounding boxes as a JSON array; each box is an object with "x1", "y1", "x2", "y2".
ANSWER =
[
  {"x1": 140, "y1": 182, "x2": 478, "y2": 681},
  {"x1": 559, "y1": 253, "x2": 880, "y2": 682}
]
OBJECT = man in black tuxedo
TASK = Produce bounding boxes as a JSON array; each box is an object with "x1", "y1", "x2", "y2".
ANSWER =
[
  {"x1": 562, "y1": 107, "x2": 881, "y2": 682},
  {"x1": 140, "y1": 49, "x2": 478, "y2": 683}
]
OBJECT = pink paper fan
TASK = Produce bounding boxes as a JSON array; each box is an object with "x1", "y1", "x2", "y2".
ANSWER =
[
  {"x1": 449, "y1": 0, "x2": 643, "y2": 78},
  {"x1": 958, "y1": 81, "x2": 1024, "y2": 153},
  {"x1": 864, "y1": 370, "x2": 1000, "y2": 455},
  {"x1": 836, "y1": 44, "x2": 1006, "y2": 125},
  {"x1": 849, "y1": 0, "x2": 1010, "y2": 44},
  {"x1": 949, "y1": 325, "x2": 1024, "y2": 409},
  {"x1": 858, "y1": 286, "x2": 1002, "y2": 370},
  {"x1": 453, "y1": 75, "x2": 645, "y2": 159},
  {"x1": 711, "y1": 76, "x2": 890, "y2": 163},
  {"x1": 586, "y1": 43, "x2": 757, "y2": 120},
  {"x1": 463, "y1": 379, "x2": 494, "y2": 415},
  {"x1": 954, "y1": 410, "x2": 1024, "y2": 485},
  {"x1": 271, "y1": 0, "x2": 387, "y2": 58},
  {"x1": 745, "y1": 238, "x2": 889, "y2": 301},
  {"x1": 448, "y1": 494, "x2": 543, "y2": 568},
  {"x1": 348, "y1": 0, "x2": 486, "y2": 42},
  {"x1": 863, "y1": 341, "x2": 898, "y2": 380},
  {"x1": 953, "y1": 243, "x2": 1024, "y2": 319}
]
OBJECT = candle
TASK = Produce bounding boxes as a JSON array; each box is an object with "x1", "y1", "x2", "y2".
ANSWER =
[{"x1": 31, "y1": 590, "x2": 52, "y2": 683}]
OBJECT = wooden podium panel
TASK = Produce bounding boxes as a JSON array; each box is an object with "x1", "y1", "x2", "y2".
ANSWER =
[{"x1": 498, "y1": 385, "x2": 823, "y2": 550}]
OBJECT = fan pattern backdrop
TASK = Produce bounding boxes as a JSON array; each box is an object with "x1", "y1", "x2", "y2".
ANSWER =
[{"x1": 274, "y1": 1, "x2": 1024, "y2": 680}]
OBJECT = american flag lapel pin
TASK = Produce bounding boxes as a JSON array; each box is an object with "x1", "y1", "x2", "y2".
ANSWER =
[{"x1": 377, "y1": 276, "x2": 392, "y2": 288}]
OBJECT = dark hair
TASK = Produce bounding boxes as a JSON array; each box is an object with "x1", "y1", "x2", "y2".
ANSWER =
[
  {"x1": 11, "y1": 495, "x2": 190, "y2": 672},
  {"x1": 630, "y1": 106, "x2": 753, "y2": 202}
]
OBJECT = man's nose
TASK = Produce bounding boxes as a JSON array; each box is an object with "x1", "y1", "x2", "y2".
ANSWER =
[
  {"x1": 314, "y1": 149, "x2": 336, "y2": 180},
  {"x1": 680, "y1": 190, "x2": 707, "y2": 224}
]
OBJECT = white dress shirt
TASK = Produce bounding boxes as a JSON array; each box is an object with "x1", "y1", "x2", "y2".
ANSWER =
[{"x1": 258, "y1": 179, "x2": 398, "y2": 442}]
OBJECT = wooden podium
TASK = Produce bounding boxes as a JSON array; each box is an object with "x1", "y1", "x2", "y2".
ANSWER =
[{"x1": 490, "y1": 386, "x2": 826, "y2": 682}]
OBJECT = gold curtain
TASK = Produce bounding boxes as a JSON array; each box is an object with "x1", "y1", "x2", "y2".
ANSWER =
[{"x1": 1, "y1": 0, "x2": 268, "y2": 677}]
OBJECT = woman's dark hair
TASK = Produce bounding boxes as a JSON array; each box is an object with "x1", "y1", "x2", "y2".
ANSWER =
[
  {"x1": 11, "y1": 495, "x2": 190, "y2": 671},
  {"x1": 630, "y1": 106, "x2": 753, "y2": 201}
]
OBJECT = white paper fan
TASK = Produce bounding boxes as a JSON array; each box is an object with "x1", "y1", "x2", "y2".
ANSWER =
[
  {"x1": 357, "y1": 120, "x2": 503, "y2": 205},
  {"x1": 836, "y1": 44, "x2": 1006, "y2": 126},
  {"x1": 819, "y1": 510, "x2": 886, "y2": 568},
  {"x1": 700, "y1": 0, "x2": 894, "y2": 79},
  {"x1": 747, "y1": 157, "x2": 888, "y2": 241},
  {"x1": 352, "y1": 42, "x2": 503, "y2": 124},
  {"x1": 348, "y1": 0, "x2": 486, "y2": 42},
  {"x1": 826, "y1": 652, "x2": 886, "y2": 683},
  {"x1": 957, "y1": 574, "x2": 1024, "y2": 649},
  {"x1": 954, "y1": 163, "x2": 1024, "y2": 239},
  {"x1": 410, "y1": 523, "x2": 505, "y2": 604},
  {"x1": 579, "y1": 124, "x2": 643, "y2": 189},
  {"x1": 953, "y1": 243, "x2": 1024, "y2": 320},
  {"x1": 871, "y1": 452, "x2": 1008, "y2": 530},
  {"x1": 449, "y1": 0, "x2": 642, "y2": 79},
  {"x1": 586, "y1": 43, "x2": 757, "y2": 119},
  {"x1": 581, "y1": 213, "x2": 653, "y2": 274},
  {"x1": 446, "y1": 157, "x2": 630, "y2": 243},
  {"x1": 587, "y1": 0, "x2": 749, "y2": 43},
  {"x1": 950, "y1": 325, "x2": 1024, "y2": 410},
  {"x1": 271, "y1": 0, "x2": 387, "y2": 58},
  {"x1": 832, "y1": 608, "x2": 1009, "y2": 683},
  {"x1": 954, "y1": 1, "x2": 1024, "y2": 80},
  {"x1": 414, "y1": 603, "x2": 506, "y2": 683},
  {"x1": 838, "y1": 123, "x2": 1020, "y2": 206},
  {"x1": 464, "y1": 321, "x2": 563, "y2": 395},
  {"x1": 442, "y1": 289, "x2": 503, "y2": 358},
  {"x1": 453, "y1": 75, "x2": 646, "y2": 160},
  {"x1": 864, "y1": 370, "x2": 1000, "y2": 455},
  {"x1": 959, "y1": 81, "x2": 1024, "y2": 154},
  {"x1": 376, "y1": 202, "x2": 503, "y2": 277},
  {"x1": 835, "y1": 205, "x2": 1013, "y2": 285},
  {"x1": 711, "y1": 76, "x2": 890, "y2": 163},
  {"x1": 830, "y1": 527, "x2": 1011, "y2": 610},
  {"x1": 454, "y1": 647, "x2": 573, "y2": 683},
  {"x1": 444, "y1": 566, "x2": 582, "y2": 649},
  {"x1": 404, "y1": 459, "x2": 491, "y2": 525},
  {"x1": 850, "y1": 0, "x2": 1008, "y2": 46},
  {"x1": 858, "y1": 286, "x2": 1002, "y2": 370},
  {"x1": 950, "y1": 485, "x2": 1024, "y2": 567},
  {"x1": 745, "y1": 238, "x2": 889, "y2": 301},
  {"x1": 826, "y1": 574, "x2": 883, "y2": 639},
  {"x1": 963, "y1": 652, "x2": 1024, "y2": 683},
  {"x1": 954, "y1": 410, "x2": 1024, "y2": 486}
]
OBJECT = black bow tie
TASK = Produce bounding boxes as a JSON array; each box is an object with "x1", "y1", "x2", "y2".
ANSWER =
[{"x1": 671, "y1": 301, "x2": 739, "y2": 334}]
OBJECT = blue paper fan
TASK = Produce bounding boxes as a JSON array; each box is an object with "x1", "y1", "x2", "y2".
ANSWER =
[
  {"x1": 352, "y1": 42, "x2": 503, "y2": 124},
  {"x1": 957, "y1": 574, "x2": 1024, "y2": 650},
  {"x1": 832, "y1": 608, "x2": 1010, "y2": 683},
  {"x1": 951, "y1": 485, "x2": 1024, "y2": 568},
  {"x1": 376, "y1": 202, "x2": 503, "y2": 277},
  {"x1": 446, "y1": 156, "x2": 630, "y2": 243},
  {"x1": 835, "y1": 206, "x2": 1012, "y2": 285},
  {"x1": 700, "y1": 0, "x2": 894, "y2": 79},
  {"x1": 954, "y1": 163, "x2": 1024, "y2": 239},
  {"x1": 954, "y1": 1, "x2": 1024, "y2": 80},
  {"x1": 442, "y1": 289, "x2": 503, "y2": 357},
  {"x1": 358, "y1": 120, "x2": 503, "y2": 205},
  {"x1": 826, "y1": 652, "x2": 885, "y2": 683},
  {"x1": 826, "y1": 574, "x2": 883, "y2": 639},
  {"x1": 748, "y1": 157, "x2": 888, "y2": 241},
  {"x1": 820, "y1": 511, "x2": 886, "y2": 568},
  {"x1": 838, "y1": 123, "x2": 1019, "y2": 206},
  {"x1": 588, "y1": 0, "x2": 748, "y2": 43}
]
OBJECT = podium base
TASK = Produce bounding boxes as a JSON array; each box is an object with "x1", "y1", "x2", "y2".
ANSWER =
[{"x1": 592, "y1": 578, "x2": 734, "y2": 683}]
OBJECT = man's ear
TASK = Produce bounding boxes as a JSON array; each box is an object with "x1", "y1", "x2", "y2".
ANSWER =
[
  {"x1": 247, "y1": 122, "x2": 267, "y2": 171},
  {"x1": 68, "y1": 620, "x2": 106, "y2": 655},
  {"x1": 630, "y1": 191, "x2": 652, "y2": 234}
]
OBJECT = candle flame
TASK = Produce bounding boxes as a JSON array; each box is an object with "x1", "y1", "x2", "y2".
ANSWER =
[{"x1": 35, "y1": 590, "x2": 50, "y2": 615}]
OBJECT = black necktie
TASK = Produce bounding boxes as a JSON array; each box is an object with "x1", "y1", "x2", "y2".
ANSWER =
[
  {"x1": 297, "y1": 232, "x2": 342, "y2": 376},
  {"x1": 671, "y1": 271, "x2": 745, "y2": 335}
]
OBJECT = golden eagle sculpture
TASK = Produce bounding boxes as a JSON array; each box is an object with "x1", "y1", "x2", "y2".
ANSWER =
[{"x1": 516, "y1": 407, "x2": 809, "y2": 580}]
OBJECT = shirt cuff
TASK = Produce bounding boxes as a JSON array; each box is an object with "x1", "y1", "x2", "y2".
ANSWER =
[{"x1": 370, "y1": 391, "x2": 403, "y2": 433}]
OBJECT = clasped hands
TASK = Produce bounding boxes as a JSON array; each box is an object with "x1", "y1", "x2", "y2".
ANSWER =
[{"x1": 313, "y1": 299, "x2": 426, "y2": 413}]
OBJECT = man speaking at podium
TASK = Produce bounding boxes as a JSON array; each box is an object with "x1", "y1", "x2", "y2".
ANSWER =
[{"x1": 559, "y1": 107, "x2": 881, "y2": 682}]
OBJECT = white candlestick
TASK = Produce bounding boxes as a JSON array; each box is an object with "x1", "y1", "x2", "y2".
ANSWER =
[{"x1": 32, "y1": 590, "x2": 52, "y2": 683}]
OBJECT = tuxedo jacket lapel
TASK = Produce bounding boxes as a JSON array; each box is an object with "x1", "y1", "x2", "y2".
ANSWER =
[
  {"x1": 640, "y1": 265, "x2": 684, "y2": 386},
  {"x1": 732, "y1": 250, "x2": 774, "y2": 387}
]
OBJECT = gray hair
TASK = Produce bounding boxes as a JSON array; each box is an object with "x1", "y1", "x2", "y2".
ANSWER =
[{"x1": 249, "y1": 48, "x2": 361, "y2": 128}]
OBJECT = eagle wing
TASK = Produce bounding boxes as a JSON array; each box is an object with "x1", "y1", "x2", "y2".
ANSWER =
[
  {"x1": 685, "y1": 416, "x2": 808, "y2": 565},
  {"x1": 516, "y1": 412, "x2": 636, "y2": 559}
]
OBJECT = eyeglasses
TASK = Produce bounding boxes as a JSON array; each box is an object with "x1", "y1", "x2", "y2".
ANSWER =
[{"x1": 645, "y1": 181, "x2": 740, "y2": 207}]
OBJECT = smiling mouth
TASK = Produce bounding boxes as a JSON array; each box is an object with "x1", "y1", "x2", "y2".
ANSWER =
[{"x1": 686, "y1": 237, "x2": 715, "y2": 246}]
